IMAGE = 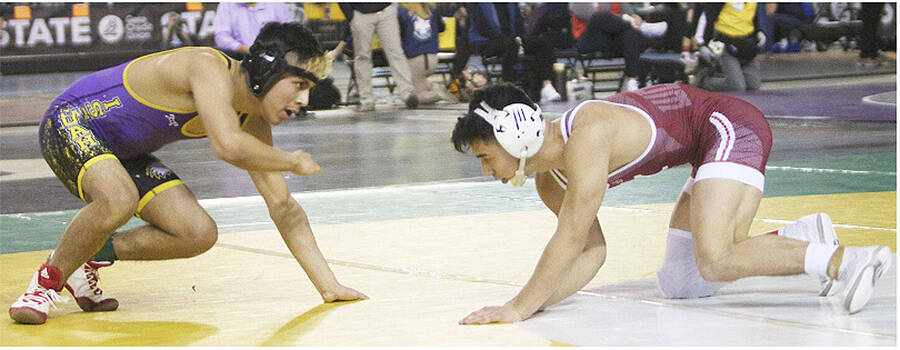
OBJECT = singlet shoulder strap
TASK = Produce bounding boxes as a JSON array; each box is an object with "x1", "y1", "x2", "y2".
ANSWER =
[{"x1": 549, "y1": 169, "x2": 568, "y2": 190}]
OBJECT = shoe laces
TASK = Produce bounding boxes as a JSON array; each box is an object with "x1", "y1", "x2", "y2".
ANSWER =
[
  {"x1": 82, "y1": 264, "x2": 105, "y2": 296},
  {"x1": 22, "y1": 286, "x2": 69, "y2": 309}
]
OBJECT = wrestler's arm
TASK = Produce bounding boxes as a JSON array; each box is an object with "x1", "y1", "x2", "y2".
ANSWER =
[
  {"x1": 508, "y1": 122, "x2": 612, "y2": 319},
  {"x1": 243, "y1": 115, "x2": 368, "y2": 302},
  {"x1": 461, "y1": 105, "x2": 615, "y2": 324},
  {"x1": 534, "y1": 172, "x2": 607, "y2": 311},
  {"x1": 187, "y1": 52, "x2": 315, "y2": 175}
]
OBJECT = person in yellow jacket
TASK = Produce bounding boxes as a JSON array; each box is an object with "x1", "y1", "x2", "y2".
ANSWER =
[{"x1": 692, "y1": 3, "x2": 763, "y2": 92}]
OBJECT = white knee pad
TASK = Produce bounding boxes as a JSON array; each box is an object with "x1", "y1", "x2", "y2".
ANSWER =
[{"x1": 656, "y1": 229, "x2": 726, "y2": 299}]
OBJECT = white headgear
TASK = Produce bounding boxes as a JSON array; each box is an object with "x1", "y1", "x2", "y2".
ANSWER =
[{"x1": 472, "y1": 101, "x2": 544, "y2": 186}]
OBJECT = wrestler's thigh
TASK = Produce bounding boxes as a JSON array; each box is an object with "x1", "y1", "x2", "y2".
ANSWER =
[
  {"x1": 139, "y1": 183, "x2": 216, "y2": 238},
  {"x1": 81, "y1": 159, "x2": 139, "y2": 208},
  {"x1": 120, "y1": 154, "x2": 215, "y2": 236},
  {"x1": 689, "y1": 178, "x2": 762, "y2": 260}
]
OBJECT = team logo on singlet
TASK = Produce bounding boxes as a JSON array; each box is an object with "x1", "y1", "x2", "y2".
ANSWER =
[
  {"x1": 59, "y1": 97, "x2": 123, "y2": 122},
  {"x1": 56, "y1": 97, "x2": 122, "y2": 152},
  {"x1": 146, "y1": 162, "x2": 173, "y2": 180},
  {"x1": 165, "y1": 114, "x2": 179, "y2": 127}
]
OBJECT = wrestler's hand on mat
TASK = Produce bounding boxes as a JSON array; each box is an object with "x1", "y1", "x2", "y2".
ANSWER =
[
  {"x1": 321, "y1": 284, "x2": 369, "y2": 303},
  {"x1": 459, "y1": 302, "x2": 525, "y2": 325},
  {"x1": 291, "y1": 150, "x2": 324, "y2": 176}
]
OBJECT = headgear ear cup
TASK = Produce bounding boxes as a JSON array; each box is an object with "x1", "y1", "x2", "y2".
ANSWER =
[
  {"x1": 473, "y1": 101, "x2": 544, "y2": 186},
  {"x1": 244, "y1": 42, "x2": 287, "y2": 96},
  {"x1": 243, "y1": 41, "x2": 320, "y2": 96}
]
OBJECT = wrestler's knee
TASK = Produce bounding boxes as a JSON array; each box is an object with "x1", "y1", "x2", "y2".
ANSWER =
[
  {"x1": 657, "y1": 231, "x2": 724, "y2": 298},
  {"x1": 695, "y1": 256, "x2": 732, "y2": 282},
  {"x1": 657, "y1": 260, "x2": 724, "y2": 299},
  {"x1": 184, "y1": 216, "x2": 218, "y2": 256},
  {"x1": 92, "y1": 185, "x2": 139, "y2": 226}
]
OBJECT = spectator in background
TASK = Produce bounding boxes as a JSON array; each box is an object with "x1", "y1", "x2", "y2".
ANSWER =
[
  {"x1": 464, "y1": 3, "x2": 562, "y2": 103},
  {"x1": 397, "y1": 3, "x2": 453, "y2": 105},
  {"x1": 526, "y1": 3, "x2": 573, "y2": 50},
  {"x1": 339, "y1": 3, "x2": 419, "y2": 112},
  {"x1": 161, "y1": 11, "x2": 194, "y2": 50},
  {"x1": 692, "y1": 2, "x2": 762, "y2": 92},
  {"x1": 446, "y1": 4, "x2": 480, "y2": 102},
  {"x1": 214, "y1": 2, "x2": 295, "y2": 59},
  {"x1": 761, "y1": 3, "x2": 814, "y2": 53},
  {"x1": 571, "y1": 2, "x2": 657, "y2": 91},
  {"x1": 858, "y1": 3, "x2": 886, "y2": 67},
  {"x1": 449, "y1": 5, "x2": 471, "y2": 80},
  {"x1": 638, "y1": 3, "x2": 691, "y2": 54}
]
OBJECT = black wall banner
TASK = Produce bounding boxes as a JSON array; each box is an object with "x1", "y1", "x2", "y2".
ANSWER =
[{"x1": 1, "y1": 3, "x2": 218, "y2": 73}]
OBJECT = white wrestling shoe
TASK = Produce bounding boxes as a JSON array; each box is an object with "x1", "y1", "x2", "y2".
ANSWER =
[
  {"x1": 836, "y1": 245, "x2": 892, "y2": 314},
  {"x1": 780, "y1": 213, "x2": 841, "y2": 296},
  {"x1": 9, "y1": 271, "x2": 69, "y2": 324},
  {"x1": 65, "y1": 261, "x2": 119, "y2": 312}
]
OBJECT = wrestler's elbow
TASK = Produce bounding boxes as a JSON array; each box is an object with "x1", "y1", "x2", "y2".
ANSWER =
[{"x1": 211, "y1": 137, "x2": 246, "y2": 165}]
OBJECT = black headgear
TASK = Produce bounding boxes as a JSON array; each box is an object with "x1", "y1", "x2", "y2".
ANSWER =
[{"x1": 242, "y1": 41, "x2": 320, "y2": 96}]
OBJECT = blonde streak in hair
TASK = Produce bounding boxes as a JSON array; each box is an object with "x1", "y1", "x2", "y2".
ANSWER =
[{"x1": 305, "y1": 54, "x2": 333, "y2": 80}]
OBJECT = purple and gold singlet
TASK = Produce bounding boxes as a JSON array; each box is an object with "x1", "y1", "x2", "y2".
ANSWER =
[
  {"x1": 44, "y1": 47, "x2": 240, "y2": 160},
  {"x1": 39, "y1": 47, "x2": 244, "y2": 210}
]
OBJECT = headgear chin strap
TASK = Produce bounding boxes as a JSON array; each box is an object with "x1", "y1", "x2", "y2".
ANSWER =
[
  {"x1": 509, "y1": 150, "x2": 528, "y2": 186},
  {"x1": 473, "y1": 101, "x2": 544, "y2": 187},
  {"x1": 243, "y1": 42, "x2": 320, "y2": 96}
]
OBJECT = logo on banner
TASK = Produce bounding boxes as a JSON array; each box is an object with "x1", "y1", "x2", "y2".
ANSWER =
[
  {"x1": 0, "y1": 5, "x2": 218, "y2": 54},
  {"x1": 124, "y1": 15, "x2": 153, "y2": 41},
  {"x1": 98, "y1": 15, "x2": 124, "y2": 44},
  {"x1": 0, "y1": 24, "x2": 8, "y2": 47}
]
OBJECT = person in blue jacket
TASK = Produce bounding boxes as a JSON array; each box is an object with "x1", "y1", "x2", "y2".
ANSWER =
[{"x1": 397, "y1": 3, "x2": 453, "y2": 104}]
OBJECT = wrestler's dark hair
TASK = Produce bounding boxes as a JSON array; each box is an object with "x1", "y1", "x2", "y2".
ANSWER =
[
  {"x1": 451, "y1": 83, "x2": 536, "y2": 153},
  {"x1": 254, "y1": 22, "x2": 324, "y2": 66}
]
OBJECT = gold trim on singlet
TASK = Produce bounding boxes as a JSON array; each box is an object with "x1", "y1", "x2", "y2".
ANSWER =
[
  {"x1": 76, "y1": 154, "x2": 119, "y2": 200},
  {"x1": 122, "y1": 47, "x2": 235, "y2": 114},
  {"x1": 135, "y1": 179, "x2": 185, "y2": 218},
  {"x1": 180, "y1": 116, "x2": 208, "y2": 137},
  {"x1": 180, "y1": 111, "x2": 252, "y2": 138}
]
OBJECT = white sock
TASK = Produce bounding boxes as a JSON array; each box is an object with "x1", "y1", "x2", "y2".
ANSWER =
[{"x1": 804, "y1": 243, "x2": 839, "y2": 277}]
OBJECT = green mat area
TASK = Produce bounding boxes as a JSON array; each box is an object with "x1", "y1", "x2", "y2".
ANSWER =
[{"x1": 1, "y1": 152, "x2": 894, "y2": 254}]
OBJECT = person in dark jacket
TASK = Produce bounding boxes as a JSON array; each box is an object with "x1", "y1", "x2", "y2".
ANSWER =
[
  {"x1": 462, "y1": 3, "x2": 562, "y2": 103},
  {"x1": 570, "y1": 2, "x2": 652, "y2": 92}
]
